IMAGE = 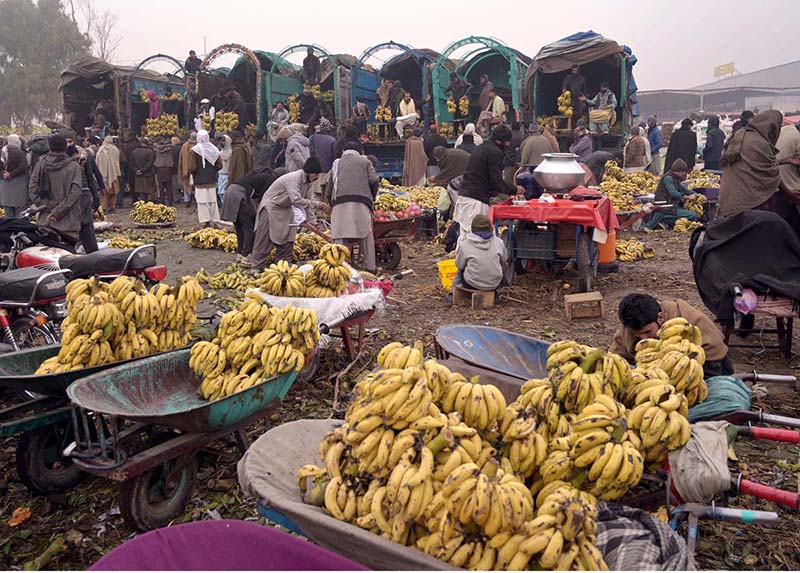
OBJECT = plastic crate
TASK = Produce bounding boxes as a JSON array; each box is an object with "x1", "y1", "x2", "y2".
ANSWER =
[
  {"x1": 418, "y1": 210, "x2": 439, "y2": 238},
  {"x1": 512, "y1": 223, "x2": 556, "y2": 260}
]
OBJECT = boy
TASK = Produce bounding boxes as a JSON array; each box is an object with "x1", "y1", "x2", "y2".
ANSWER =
[{"x1": 454, "y1": 214, "x2": 507, "y2": 292}]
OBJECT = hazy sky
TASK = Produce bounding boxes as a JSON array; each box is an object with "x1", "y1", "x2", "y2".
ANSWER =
[{"x1": 98, "y1": 0, "x2": 799, "y2": 90}]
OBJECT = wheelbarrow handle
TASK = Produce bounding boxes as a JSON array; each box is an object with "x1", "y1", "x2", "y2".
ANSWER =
[
  {"x1": 735, "y1": 372, "x2": 797, "y2": 384},
  {"x1": 739, "y1": 425, "x2": 800, "y2": 443},
  {"x1": 736, "y1": 477, "x2": 800, "y2": 510},
  {"x1": 725, "y1": 410, "x2": 800, "y2": 430}
]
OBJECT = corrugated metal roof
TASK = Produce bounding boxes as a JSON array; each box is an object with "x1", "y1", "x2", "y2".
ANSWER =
[{"x1": 692, "y1": 60, "x2": 800, "y2": 91}]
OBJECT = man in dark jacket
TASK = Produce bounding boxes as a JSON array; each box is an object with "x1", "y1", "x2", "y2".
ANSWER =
[
  {"x1": 185, "y1": 50, "x2": 202, "y2": 75},
  {"x1": 130, "y1": 139, "x2": 157, "y2": 202},
  {"x1": 703, "y1": 115, "x2": 725, "y2": 170},
  {"x1": 424, "y1": 124, "x2": 448, "y2": 178},
  {"x1": 26, "y1": 133, "x2": 50, "y2": 174},
  {"x1": 562, "y1": 64, "x2": 588, "y2": 122},
  {"x1": 63, "y1": 133, "x2": 100, "y2": 253},
  {"x1": 120, "y1": 132, "x2": 141, "y2": 207},
  {"x1": 28, "y1": 134, "x2": 83, "y2": 241},
  {"x1": 454, "y1": 124, "x2": 521, "y2": 239},
  {"x1": 663, "y1": 118, "x2": 697, "y2": 174},
  {"x1": 731, "y1": 110, "x2": 754, "y2": 134},
  {"x1": 504, "y1": 121, "x2": 525, "y2": 185},
  {"x1": 302, "y1": 47, "x2": 321, "y2": 86}
]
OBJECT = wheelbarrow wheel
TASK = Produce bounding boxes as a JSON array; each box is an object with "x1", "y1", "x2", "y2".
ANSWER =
[
  {"x1": 378, "y1": 242, "x2": 402, "y2": 270},
  {"x1": 298, "y1": 350, "x2": 320, "y2": 384},
  {"x1": 119, "y1": 452, "x2": 198, "y2": 532},
  {"x1": 576, "y1": 233, "x2": 597, "y2": 292},
  {"x1": 16, "y1": 423, "x2": 85, "y2": 495}
]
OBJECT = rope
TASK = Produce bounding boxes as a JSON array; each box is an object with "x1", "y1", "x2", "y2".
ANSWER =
[{"x1": 687, "y1": 376, "x2": 751, "y2": 422}]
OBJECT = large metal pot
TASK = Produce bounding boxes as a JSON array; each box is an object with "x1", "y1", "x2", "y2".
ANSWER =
[{"x1": 533, "y1": 153, "x2": 585, "y2": 193}]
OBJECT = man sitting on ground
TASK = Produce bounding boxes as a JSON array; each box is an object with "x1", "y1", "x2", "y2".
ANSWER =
[
  {"x1": 644, "y1": 159, "x2": 698, "y2": 229},
  {"x1": 609, "y1": 293, "x2": 733, "y2": 378},
  {"x1": 454, "y1": 214, "x2": 507, "y2": 294}
]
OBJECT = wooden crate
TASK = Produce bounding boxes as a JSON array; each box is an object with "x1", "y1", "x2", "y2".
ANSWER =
[
  {"x1": 454, "y1": 286, "x2": 495, "y2": 310},
  {"x1": 555, "y1": 223, "x2": 578, "y2": 258},
  {"x1": 564, "y1": 292, "x2": 604, "y2": 320}
]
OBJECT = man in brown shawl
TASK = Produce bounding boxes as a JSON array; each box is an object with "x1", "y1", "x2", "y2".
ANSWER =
[
  {"x1": 226, "y1": 130, "x2": 253, "y2": 190},
  {"x1": 719, "y1": 110, "x2": 800, "y2": 235},
  {"x1": 402, "y1": 128, "x2": 427, "y2": 187},
  {"x1": 177, "y1": 132, "x2": 197, "y2": 205},
  {"x1": 429, "y1": 146, "x2": 470, "y2": 187}
]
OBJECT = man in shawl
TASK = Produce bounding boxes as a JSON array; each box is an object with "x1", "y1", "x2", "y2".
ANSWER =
[
  {"x1": 623, "y1": 126, "x2": 648, "y2": 172},
  {"x1": 377, "y1": 79, "x2": 392, "y2": 109},
  {"x1": 455, "y1": 123, "x2": 483, "y2": 154},
  {"x1": 562, "y1": 65, "x2": 588, "y2": 123},
  {"x1": 252, "y1": 130, "x2": 272, "y2": 171},
  {"x1": 226, "y1": 131, "x2": 253, "y2": 191},
  {"x1": 61, "y1": 130, "x2": 100, "y2": 252},
  {"x1": 130, "y1": 138, "x2": 156, "y2": 201},
  {"x1": 178, "y1": 132, "x2": 197, "y2": 206},
  {"x1": 222, "y1": 166, "x2": 276, "y2": 267},
  {"x1": 644, "y1": 159, "x2": 698, "y2": 230},
  {"x1": 478, "y1": 75, "x2": 495, "y2": 114},
  {"x1": 271, "y1": 126, "x2": 292, "y2": 169},
  {"x1": 285, "y1": 128, "x2": 311, "y2": 173},
  {"x1": 429, "y1": 146, "x2": 470, "y2": 187},
  {"x1": 719, "y1": 110, "x2": 800, "y2": 236},
  {"x1": 330, "y1": 142, "x2": 379, "y2": 272},
  {"x1": 302, "y1": 47, "x2": 321, "y2": 86},
  {"x1": 395, "y1": 92, "x2": 420, "y2": 139},
  {"x1": 476, "y1": 88, "x2": 506, "y2": 138},
  {"x1": 28, "y1": 134, "x2": 83, "y2": 240},
  {"x1": 663, "y1": 118, "x2": 697, "y2": 174},
  {"x1": 402, "y1": 128, "x2": 427, "y2": 187},
  {"x1": 187, "y1": 130, "x2": 223, "y2": 227},
  {"x1": 444, "y1": 73, "x2": 472, "y2": 121},
  {"x1": 1, "y1": 134, "x2": 29, "y2": 217},
  {"x1": 519, "y1": 122, "x2": 556, "y2": 168},
  {"x1": 154, "y1": 137, "x2": 175, "y2": 206},
  {"x1": 267, "y1": 102, "x2": 290, "y2": 143},
  {"x1": 298, "y1": 88, "x2": 319, "y2": 130},
  {"x1": 95, "y1": 136, "x2": 121, "y2": 212}
]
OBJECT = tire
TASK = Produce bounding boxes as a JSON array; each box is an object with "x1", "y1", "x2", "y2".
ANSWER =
[
  {"x1": 9, "y1": 317, "x2": 57, "y2": 349},
  {"x1": 378, "y1": 242, "x2": 402, "y2": 270},
  {"x1": 298, "y1": 350, "x2": 321, "y2": 384},
  {"x1": 119, "y1": 453, "x2": 198, "y2": 532},
  {"x1": 576, "y1": 233, "x2": 597, "y2": 292},
  {"x1": 16, "y1": 423, "x2": 85, "y2": 495}
]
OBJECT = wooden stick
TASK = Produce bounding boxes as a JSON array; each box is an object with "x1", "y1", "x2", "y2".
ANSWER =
[
  {"x1": 386, "y1": 295, "x2": 408, "y2": 305},
  {"x1": 330, "y1": 349, "x2": 364, "y2": 415}
]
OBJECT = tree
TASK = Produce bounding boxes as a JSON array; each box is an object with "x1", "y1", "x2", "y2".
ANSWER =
[
  {"x1": 70, "y1": 0, "x2": 122, "y2": 62},
  {"x1": 0, "y1": 0, "x2": 91, "y2": 126}
]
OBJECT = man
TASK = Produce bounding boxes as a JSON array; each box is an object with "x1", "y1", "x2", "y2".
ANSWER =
[
  {"x1": 377, "y1": 79, "x2": 392, "y2": 109},
  {"x1": 519, "y1": 122, "x2": 556, "y2": 168},
  {"x1": 177, "y1": 132, "x2": 197, "y2": 206},
  {"x1": 646, "y1": 117, "x2": 663, "y2": 175},
  {"x1": 455, "y1": 124, "x2": 521, "y2": 239},
  {"x1": 188, "y1": 130, "x2": 223, "y2": 227},
  {"x1": 120, "y1": 131, "x2": 141, "y2": 206},
  {"x1": 302, "y1": 47, "x2": 321, "y2": 86},
  {"x1": 579, "y1": 150, "x2": 622, "y2": 186},
  {"x1": 94, "y1": 136, "x2": 120, "y2": 212},
  {"x1": 162, "y1": 86, "x2": 181, "y2": 117},
  {"x1": 396, "y1": 92, "x2": 419, "y2": 139},
  {"x1": 402, "y1": 128, "x2": 427, "y2": 187},
  {"x1": 477, "y1": 88, "x2": 506, "y2": 137},
  {"x1": 222, "y1": 166, "x2": 276, "y2": 267},
  {"x1": 568, "y1": 124, "x2": 593, "y2": 160},
  {"x1": 285, "y1": 128, "x2": 311, "y2": 173},
  {"x1": 130, "y1": 137, "x2": 156, "y2": 202},
  {"x1": 562, "y1": 65, "x2": 588, "y2": 123},
  {"x1": 267, "y1": 102, "x2": 290, "y2": 143},
  {"x1": 504, "y1": 121, "x2": 525, "y2": 185},
  {"x1": 454, "y1": 214, "x2": 507, "y2": 293},
  {"x1": 351, "y1": 97, "x2": 370, "y2": 138},
  {"x1": 478, "y1": 75, "x2": 495, "y2": 114},
  {"x1": 429, "y1": 146, "x2": 470, "y2": 187},
  {"x1": 623, "y1": 126, "x2": 648, "y2": 172},
  {"x1": 1, "y1": 134, "x2": 28, "y2": 217},
  {"x1": 28, "y1": 134, "x2": 83, "y2": 243},
  {"x1": 252, "y1": 130, "x2": 272, "y2": 171},
  {"x1": 298, "y1": 87, "x2": 319, "y2": 130},
  {"x1": 330, "y1": 142, "x2": 379, "y2": 272},
  {"x1": 195, "y1": 98, "x2": 214, "y2": 133},
  {"x1": 610, "y1": 293, "x2": 732, "y2": 378},
  {"x1": 252, "y1": 157, "x2": 329, "y2": 269},
  {"x1": 584, "y1": 82, "x2": 617, "y2": 134},
  {"x1": 732, "y1": 110, "x2": 754, "y2": 134},
  {"x1": 424, "y1": 123, "x2": 448, "y2": 179},
  {"x1": 154, "y1": 137, "x2": 175, "y2": 206},
  {"x1": 703, "y1": 115, "x2": 725, "y2": 170},
  {"x1": 185, "y1": 50, "x2": 202, "y2": 75},
  {"x1": 62, "y1": 130, "x2": 100, "y2": 252},
  {"x1": 444, "y1": 73, "x2": 472, "y2": 120},
  {"x1": 223, "y1": 87, "x2": 247, "y2": 123},
  {"x1": 170, "y1": 135, "x2": 182, "y2": 204},
  {"x1": 310, "y1": 118, "x2": 337, "y2": 199},
  {"x1": 227, "y1": 130, "x2": 253, "y2": 191},
  {"x1": 664, "y1": 118, "x2": 697, "y2": 174},
  {"x1": 644, "y1": 159, "x2": 698, "y2": 229}
]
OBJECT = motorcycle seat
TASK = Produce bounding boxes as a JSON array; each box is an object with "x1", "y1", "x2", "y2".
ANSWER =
[
  {"x1": 58, "y1": 246, "x2": 156, "y2": 278},
  {"x1": 0, "y1": 267, "x2": 67, "y2": 303}
]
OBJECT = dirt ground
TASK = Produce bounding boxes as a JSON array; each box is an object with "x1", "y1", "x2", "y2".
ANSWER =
[{"x1": 1, "y1": 204, "x2": 799, "y2": 570}]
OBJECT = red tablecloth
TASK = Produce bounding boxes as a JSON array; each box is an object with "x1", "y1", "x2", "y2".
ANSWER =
[{"x1": 489, "y1": 197, "x2": 620, "y2": 232}]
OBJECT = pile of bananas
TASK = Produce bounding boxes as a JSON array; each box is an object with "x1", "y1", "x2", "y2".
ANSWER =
[
  {"x1": 129, "y1": 201, "x2": 177, "y2": 224},
  {"x1": 557, "y1": 91, "x2": 573, "y2": 117},
  {"x1": 458, "y1": 96, "x2": 469, "y2": 117},
  {"x1": 296, "y1": 339, "x2": 611, "y2": 570},
  {"x1": 447, "y1": 98, "x2": 457, "y2": 114},
  {"x1": 245, "y1": 122, "x2": 258, "y2": 140},
  {"x1": 603, "y1": 160, "x2": 624, "y2": 181},
  {"x1": 191, "y1": 295, "x2": 319, "y2": 401},
  {"x1": 374, "y1": 193, "x2": 410, "y2": 212},
  {"x1": 305, "y1": 244, "x2": 351, "y2": 298},
  {"x1": 616, "y1": 239, "x2": 655, "y2": 262},
  {"x1": 215, "y1": 111, "x2": 240, "y2": 133},
  {"x1": 410, "y1": 187, "x2": 441, "y2": 209},
  {"x1": 536, "y1": 115, "x2": 554, "y2": 130},
  {"x1": 293, "y1": 232, "x2": 327, "y2": 261},
  {"x1": 93, "y1": 206, "x2": 106, "y2": 222},
  {"x1": 142, "y1": 114, "x2": 179, "y2": 138},
  {"x1": 185, "y1": 228, "x2": 238, "y2": 252},
  {"x1": 686, "y1": 169, "x2": 720, "y2": 189},
  {"x1": 673, "y1": 218, "x2": 702, "y2": 233},
  {"x1": 259, "y1": 260, "x2": 306, "y2": 297},
  {"x1": 632, "y1": 317, "x2": 708, "y2": 407},
  {"x1": 684, "y1": 194, "x2": 706, "y2": 218},
  {"x1": 601, "y1": 164, "x2": 659, "y2": 211},
  {"x1": 107, "y1": 235, "x2": 144, "y2": 249},
  {"x1": 375, "y1": 106, "x2": 392, "y2": 122},
  {"x1": 626, "y1": 377, "x2": 691, "y2": 465},
  {"x1": 196, "y1": 266, "x2": 258, "y2": 293},
  {"x1": 36, "y1": 275, "x2": 201, "y2": 374},
  {"x1": 286, "y1": 96, "x2": 300, "y2": 123}
]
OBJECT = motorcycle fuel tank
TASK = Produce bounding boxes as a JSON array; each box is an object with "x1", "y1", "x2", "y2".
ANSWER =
[{"x1": 16, "y1": 245, "x2": 73, "y2": 269}]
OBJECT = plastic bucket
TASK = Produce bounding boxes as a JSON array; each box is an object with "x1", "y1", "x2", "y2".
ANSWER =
[
  {"x1": 437, "y1": 258, "x2": 458, "y2": 290},
  {"x1": 598, "y1": 228, "x2": 617, "y2": 264}
]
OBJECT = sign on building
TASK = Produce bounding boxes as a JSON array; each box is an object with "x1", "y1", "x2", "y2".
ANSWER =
[{"x1": 713, "y1": 63, "x2": 735, "y2": 78}]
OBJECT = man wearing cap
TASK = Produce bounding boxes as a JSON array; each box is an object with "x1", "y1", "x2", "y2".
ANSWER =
[
  {"x1": 454, "y1": 213, "x2": 507, "y2": 293},
  {"x1": 28, "y1": 134, "x2": 83, "y2": 242},
  {"x1": 646, "y1": 117, "x2": 663, "y2": 175},
  {"x1": 251, "y1": 157, "x2": 330, "y2": 269},
  {"x1": 644, "y1": 159, "x2": 699, "y2": 230},
  {"x1": 195, "y1": 99, "x2": 214, "y2": 133},
  {"x1": 454, "y1": 124, "x2": 522, "y2": 240},
  {"x1": 310, "y1": 118, "x2": 337, "y2": 200}
]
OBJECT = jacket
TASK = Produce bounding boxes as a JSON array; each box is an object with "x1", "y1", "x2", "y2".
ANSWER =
[
  {"x1": 654, "y1": 173, "x2": 692, "y2": 208},
  {"x1": 2, "y1": 145, "x2": 27, "y2": 178},
  {"x1": 609, "y1": 299, "x2": 728, "y2": 363},
  {"x1": 130, "y1": 146, "x2": 156, "y2": 177},
  {"x1": 28, "y1": 153, "x2": 83, "y2": 237},
  {"x1": 433, "y1": 149, "x2": 470, "y2": 186},
  {"x1": 624, "y1": 136, "x2": 648, "y2": 168},
  {"x1": 330, "y1": 151, "x2": 377, "y2": 240},
  {"x1": 664, "y1": 127, "x2": 697, "y2": 172},
  {"x1": 455, "y1": 232, "x2": 507, "y2": 291},
  {"x1": 569, "y1": 135, "x2": 593, "y2": 160},
  {"x1": 459, "y1": 141, "x2": 516, "y2": 204},
  {"x1": 285, "y1": 134, "x2": 310, "y2": 172},
  {"x1": 258, "y1": 170, "x2": 318, "y2": 244},
  {"x1": 154, "y1": 142, "x2": 175, "y2": 169},
  {"x1": 703, "y1": 126, "x2": 725, "y2": 164},
  {"x1": 310, "y1": 133, "x2": 337, "y2": 172},
  {"x1": 424, "y1": 133, "x2": 448, "y2": 166},
  {"x1": 189, "y1": 153, "x2": 222, "y2": 187},
  {"x1": 27, "y1": 136, "x2": 50, "y2": 173},
  {"x1": 647, "y1": 126, "x2": 664, "y2": 155}
]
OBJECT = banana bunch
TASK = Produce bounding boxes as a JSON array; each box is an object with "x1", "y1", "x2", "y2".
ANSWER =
[
  {"x1": 514, "y1": 378, "x2": 572, "y2": 442},
  {"x1": 602, "y1": 160, "x2": 624, "y2": 181},
  {"x1": 536, "y1": 115, "x2": 553, "y2": 130},
  {"x1": 684, "y1": 194, "x2": 706, "y2": 217},
  {"x1": 616, "y1": 239, "x2": 655, "y2": 262},
  {"x1": 627, "y1": 380, "x2": 691, "y2": 464},
  {"x1": 686, "y1": 169, "x2": 720, "y2": 189},
  {"x1": 601, "y1": 167, "x2": 658, "y2": 203},
  {"x1": 541, "y1": 396, "x2": 644, "y2": 501},
  {"x1": 459, "y1": 96, "x2": 469, "y2": 116},
  {"x1": 195, "y1": 265, "x2": 258, "y2": 294},
  {"x1": 293, "y1": 232, "x2": 327, "y2": 261},
  {"x1": 142, "y1": 114, "x2": 179, "y2": 138},
  {"x1": 193, "y1": 297, "x2": 318, "y2": 401},
  {"x1": 498, "y1": 403, "x2": 548, "y2": 478},
  {"x1": 557, "y1": 91, "x2": 573, "y2": 116},
  {"x1": 674, "y1": 217, "x2": 702, "y2": 233},
  {"x1": 441, "y1": 376, "x2": 507, "y2": 432},
  {"x1": 447, "y1": 98, "x2": 457, "y2": 114},
  {"x1": 185, "y1": 227, "x2": 238, "y2": 252},
  {"x1": 375, "y1": 106, "x2": 392, "y2": 122},
  {"x1": 410, "y1": 187, "x2": 442, "y2": 209},
  {"x1": 215, "y1": 111, "x2": 240, "y2": 133},
  {"x1": 374, "y1": 193, "x2": 410, "y2": 212},
  {"x1": 491, "y1": 485, "x2": 607, "y2": 570},
  {"x1": 106, "y1": 235, "x2": 144, "y2": 249},
  {"x1": 129, "y1": 201, "x2": 178, "y2": 224},
  {"x1": 93, "y1": 205, "x2": 106, "y2": 222},
  {"x1": 286, "y1": 96, "x2": 300, "y2": 124},
  {"x1": 304, "y1": 244, "x2": 351, "y2": 297},
  {"x1": 259, "y1": 260, "x2": 306, "y2": 297}
]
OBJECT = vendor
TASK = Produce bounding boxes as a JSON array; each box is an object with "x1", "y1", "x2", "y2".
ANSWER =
[
  {"x1": 644, "y1": 159, "x2": 698, "y2": 230},
  {"x1": 583, "y1": 82, "x2": 617, "y2": 134},
  {"x1": 610, "y1": 293, "x2": 733, "y2": 378},
  {"x1": 430, "y1": 146, "x2": 470, "y2": 187},
  {"x1": 444, "y1": 73, "x2": 472, "y2": 121},
  {"x1": 395, "y1": 92, "x2": 419, "y2": 139},
  {"x1": 351, "y1": 97, "x2": 370, "y2": 137},
  {"x1": 568, "y1": 124, "x2": 593, "y2": 161},
  {"x1": 476, "y1": 88, "x2": 506, "y2": 138},
  {"x1": 562, "y1": 65, "x2": 588, "y2": 123},
  {"x1": 579, "y1": 150, "x2": 622, "y2": 186},
  {"x1": 302, "y1": 47, "x2": 321, "y2": 86},
  {"x1": 267, "y1": 102, "x2": 290, "y2": 142},
  {"x1": 454, "y1": 214, "x2": 508, "y2": 293}
]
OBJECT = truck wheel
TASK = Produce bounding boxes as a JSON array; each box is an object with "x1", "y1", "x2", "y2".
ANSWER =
[
  {"x1": 378, "y1": 243, "x2": 402, "y2": 270},
  {"x1": 16, "y1": 423, "x2": 85, "y2": 495},
  {"x1": 119, "y1": 453, "x2": 198, "y2": 532}
]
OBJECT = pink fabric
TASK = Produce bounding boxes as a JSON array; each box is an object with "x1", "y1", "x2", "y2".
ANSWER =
[
  {"x1": 489, "y1": 196, "x2": 620, "y2": 232},
  {"x1": 148, "y1": 90, "x2": 159, "y2": 119}
]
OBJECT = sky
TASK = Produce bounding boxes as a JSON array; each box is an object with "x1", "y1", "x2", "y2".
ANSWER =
[{"x1": 96, "y1": 0, "x2": 800, "y2": 91}]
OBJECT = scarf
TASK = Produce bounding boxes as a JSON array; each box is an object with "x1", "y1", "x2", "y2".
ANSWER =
[
  {"x1": 474, "y1": 230, "x2": 494, "y2": 240},
  {"x1": 191, "y1": 130, "x2": 220, "y2": 167},
  {"x1": 95, "y1": 136, "x2": 121, "y2": 183},
  {"x1": 220, "y1": 135, "x2": 233, "y2": 164},
  {"x1": 1, "y1": 134, "x2": 21, "y2": 165}
]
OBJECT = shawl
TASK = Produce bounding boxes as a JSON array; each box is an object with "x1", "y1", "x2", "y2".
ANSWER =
[
  {"x1": 402, "y1": 136, "x2": 427, "y2": 187},
  {"x1": 95, "y1": 136, "x2": 121, "y2": 184},
  {"x1": 191, "y1": 130, "x2": 221, "y2": 168}
]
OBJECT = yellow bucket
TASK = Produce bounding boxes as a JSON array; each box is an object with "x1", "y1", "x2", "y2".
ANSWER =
[{"x1": 437, "y1": 258, "x2": 458, "y2": 290}]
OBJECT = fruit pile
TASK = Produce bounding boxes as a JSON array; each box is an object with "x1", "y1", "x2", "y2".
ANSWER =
[
  {"x1": 536, "y1": 115, "x2": 553, "y2": 130},
  {"x1": 191, "y1": 295, "x2": 319, "y2": 401},
  {"x1": 259, "y1": 260, "x2": 306, "y2": 297},
  {"x1": 410, "y1": 187, "x2": 442, "y2": 210},
  {"x1": 615, "y1": 239, "x2": 655, "y2": 262},
  {"x1": 447, "y1": 98, "x2": 457, "y2": 114},
  {"x1": 36, "y1": 276, "x2": 201, "y2": 374},
  {"x1": 197, "y1": 267, "x2": 258, "y2": 293},
  {"x1": 684, "y1": 194, "x2": 706, "y2": 218},
  {"x1": 557, "y1": 91, "x2": 573, "y2": 117},
  {"x1": 214, "y1": 111, "x2": 240, "y2": 133},
  {"x1": 601, "y1": 164, "x2": 659, "y2": 211},
  {"x1": 129, "y1": 201, "x2": 177, "y2": 224},
  {"x1": 93, "y1": 206, "x2": 106, "y2": 222},
  {"x1": 304, "y1": 244, "x2": 351, "y2": 298},
  {"x1": 107, "y1": 235, "x2": 144, "y2": 249},
  {"x1": 296, "y1": 339, "x2": 611, "y2": 569},
  {"x1": 293, "y1": 232, "x2": 328, "y2": 261},
  {"x1": 186, "y1": 228, "x2": 238, "y2": 252},
  {"x1": 673, "y1": 218, "x2": 702, "y2": 233},
  {"x1": 375, "y1": 106, "x2": 392, "y2": 122},
  {"x1": 374, "y1": 193, "x2": 423, "y2": 222},
  {"x1": 686, "y1": 169, "x2": 720, "y2": 189},
  {"x1": 142, "y1": 114, "x2": 178, "y2": 138},
  {"x1": 287, "y1": 96, "x2": 300, "y2": 123},
  {"x1": 458, "y1": 96, "x2": 469, "y2": 117}
]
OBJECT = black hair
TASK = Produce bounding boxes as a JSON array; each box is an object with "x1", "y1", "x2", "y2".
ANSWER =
[
  {"x1": 276, "y1": 101, "x2": 284, "y2": 106},
  {"x1": 612, "y1": 149, "x2": 624, "y2": 161},
  {"x1": 511, "y1": 121, "x2": 521, "y2": 131},
  {"x1": 600, "y1": 82, "x2": 609, "y2": 89},
  {"x1": 618, "y1": 293, "x2": 662, "y2": 329},
  {"x1": 741, "y1": 110, "x2": 755, "y2": 121},
  {"x1": 343, "y1": 141, "x2": 361, "y2": 152},
  {"x1": 255, "y1": 129, "x2": 266, "y2": 141}
]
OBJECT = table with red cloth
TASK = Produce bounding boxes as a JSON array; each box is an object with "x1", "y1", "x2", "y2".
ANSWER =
[{"x1": 489, "y1": 196, "x2": 620, "y2": 232}]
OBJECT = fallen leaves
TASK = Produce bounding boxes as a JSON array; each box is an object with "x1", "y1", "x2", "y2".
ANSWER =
[{"x1": 8, "y1": 507, "x2": 32, "y2": 527}]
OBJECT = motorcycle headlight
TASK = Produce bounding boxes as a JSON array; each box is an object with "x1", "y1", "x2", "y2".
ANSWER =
[{"x1": 50, "y1": 301, "x2": 68, "y2": 319}]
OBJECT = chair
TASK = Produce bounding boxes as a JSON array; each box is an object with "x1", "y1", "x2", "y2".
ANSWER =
[{"x1": 721, "y1": 297, "x2": 796, "y2": 359}]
